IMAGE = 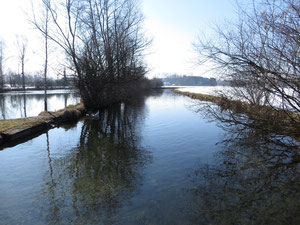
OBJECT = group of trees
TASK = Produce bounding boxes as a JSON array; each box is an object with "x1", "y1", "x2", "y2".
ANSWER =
[
  {"x1": 194, "y1": 0, "x2": 300, "y2": 135},
  {"x1": 3, "y1": 0, "x2": 298, "y2": 117},
  {"x1": 195, "y1": 0, "x2": 299, "y2": 116},
  {"x1": 4, "y1": 71, "x2": 69, "y2": 89},
  {"x1": 0, "y1": 0, "x2": 156, "y2": 111},
  {"x1": 0, "y1": 40, "x2": 3, "y2": 91},
  {"x1": 162, "y1": 75, "x2": 217, "y2": 86},
  {"x1": 32, "y1": 0, "x2": 152, "y2": 109}
]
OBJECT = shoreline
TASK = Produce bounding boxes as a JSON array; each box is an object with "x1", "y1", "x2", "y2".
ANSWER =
[
  {"x1": 0, "y1": 87, "x2": 75, "y2": 93},
  {"x1": 2, "y1": 88, "x2": 299, "y2": 149},
  {"x1": 0, "y1": 103, "x2": 86, "y2": 149},
  {"x1": 172, "y1": 89, "x2": 300, "y2": 142}
]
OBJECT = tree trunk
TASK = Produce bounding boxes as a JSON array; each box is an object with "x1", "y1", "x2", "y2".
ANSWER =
[
  {"x1": 44, "y1": 7, "x2": 49, "y2": 111},
  {"x1": 22, "y1": 60, "x2": 25, "y2": 91}
]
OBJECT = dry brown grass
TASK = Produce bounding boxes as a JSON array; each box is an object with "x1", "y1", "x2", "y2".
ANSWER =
[
  {"x1": 173, "y1": 89, "x2": 300, "y2": 139},
  {"x1": 0, "y1": 117, "x2": 48, "y2": 133},
  {"x1": 0, "y1": 103, "x2": 85, "y2": 134}
]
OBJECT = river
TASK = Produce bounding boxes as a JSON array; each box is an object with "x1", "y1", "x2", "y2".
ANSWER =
[
  {"x1": 0, "y1": 90, "x2": 81, "y2": 120},
  {"x1": 0, "y1": 89, "x2": 299, "y2": 225}
]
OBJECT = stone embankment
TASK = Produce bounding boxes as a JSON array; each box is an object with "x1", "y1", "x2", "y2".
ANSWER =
[{"x1": 0, "y1": 103, "x2": 85, "y2": 148}]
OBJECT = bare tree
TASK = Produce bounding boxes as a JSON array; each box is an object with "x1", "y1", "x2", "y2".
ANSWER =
[
  {"x1": 0, "y1": 40, "x2": 4, "y2": 91},
  {"x1": 63, "y1": 68, "x2": 68, "y2": 87},
  {"x1": 43, "y1": 0, "x2": 50, "y2": 111},
  {"x1": 16, "y1": 36, "x2": 28, "y2": 91},
  {"x1": 32, "y1": 0, "x2": 151, "y2": 109},
  {"x1": 41, "y1": 1, "x2": 50, "y2": 111},
  {"x1": 194, "y1": 0, "x2": 300, "y2": 117},
  {"x1": 31, "y1": 0, "x2": 51, "y2": 111},
  {"x1": 194, "y1": 0, "x2": 300, "y2": 137}
]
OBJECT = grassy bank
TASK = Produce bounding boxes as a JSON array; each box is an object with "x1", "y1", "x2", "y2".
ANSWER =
[
  {"x1": 172, "y1": 89, "x2": 253, "y2": 114},
  {"x1": 172, "y1": 89, "x2": 300, "y2": 140},
  {"x1": 0, "y1": 103, "x2": 85, "y2": 147}
]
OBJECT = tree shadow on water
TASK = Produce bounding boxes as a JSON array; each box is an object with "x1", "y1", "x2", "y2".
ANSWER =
[
  {"x1": 38, "y1": 96, "x2": 154, "y2": 225},
  {"x1": 187, "y1": 103, "x2": 300, "y2": 225}
]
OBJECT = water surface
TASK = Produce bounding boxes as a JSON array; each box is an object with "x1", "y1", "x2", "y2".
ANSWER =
[
  {"x1": 0, "y1": 90, "x2": 81, "y2": 119},
  {"x1": 0, "y1": 90, "x2": 299, "y2": 225}
]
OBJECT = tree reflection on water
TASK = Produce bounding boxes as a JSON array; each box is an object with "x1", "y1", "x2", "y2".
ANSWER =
[
  {"x1": 0, "y1": 91, "x2": 79, "y2": 119},
  {"x1": 188, "y1": 104, "x2": 300, "y2": 225},
  {"x1": 39, "y1": 96, "x2": 154, "y2": 225}
]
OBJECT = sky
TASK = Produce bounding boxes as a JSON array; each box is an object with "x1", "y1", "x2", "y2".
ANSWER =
[
  {"x1": 142, "y1": 0, "x2": 237, "y2": 77},
  {"x1": 0, "y1": 0, "x2": 237, "y2": 78}
]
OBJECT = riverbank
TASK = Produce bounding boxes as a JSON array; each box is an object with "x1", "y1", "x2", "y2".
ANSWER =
[
  {"x1": 172, "y1": 89, "x2": 300, "y2": 140},
  {"x1": 0, "y1": 103, "x2": 85, "y2": 148}
]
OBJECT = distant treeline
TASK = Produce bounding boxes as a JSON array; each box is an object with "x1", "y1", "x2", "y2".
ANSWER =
[
  {"x1": 162, "y1": 75, "x2": 221, "y2": 86},
  {"x1": 2, "y1": 71, "x2": 71, "y2": 90}
]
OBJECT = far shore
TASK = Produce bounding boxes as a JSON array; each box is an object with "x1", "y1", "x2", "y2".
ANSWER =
[{"x1": 0, "y1": 86, "x2": 75, "y2": 93}]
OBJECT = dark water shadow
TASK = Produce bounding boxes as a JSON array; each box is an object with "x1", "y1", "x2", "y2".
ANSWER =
[
  {"x1": 186, "y1": 103, "x2": 300, "y2": 225},
  {"x1": 36, "y1": 93, "x2": 159, "y2": 225}
]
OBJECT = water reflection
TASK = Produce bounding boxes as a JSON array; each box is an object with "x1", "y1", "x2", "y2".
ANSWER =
[
  {"x1": 0, "y1": 90, "x2": 80, "y2": 119},
  {"x1": 23, "y1": 94, "x2": 27, "y2": 117},
  {"x1": 5, "y1": 89, "x2": 300, "y2": 224},
  {"x1": 188, "y1": 112, "x2": 300, "y2": 225},
  {"x1": 38, "y1": 97, "x2": 153, "y2": 224}
]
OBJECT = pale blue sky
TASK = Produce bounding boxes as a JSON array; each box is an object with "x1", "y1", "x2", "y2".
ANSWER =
[
  {"x1": 0, "y1": 0, "x2": 238, "y2": 78},
  {"x1": 142, "y1": 0, "x2": 237, "y2": 77},
  {"x1": 143, "y1": 0, "x2": 236, "y2": 35}
]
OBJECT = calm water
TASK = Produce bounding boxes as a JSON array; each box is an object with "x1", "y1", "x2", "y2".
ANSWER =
[
  {"x1": 0, "y1": 90, "x2": 81, "y2": 120},
  {"x1": 0, "y1": 90, "x2": 299, "y2": 225}
]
